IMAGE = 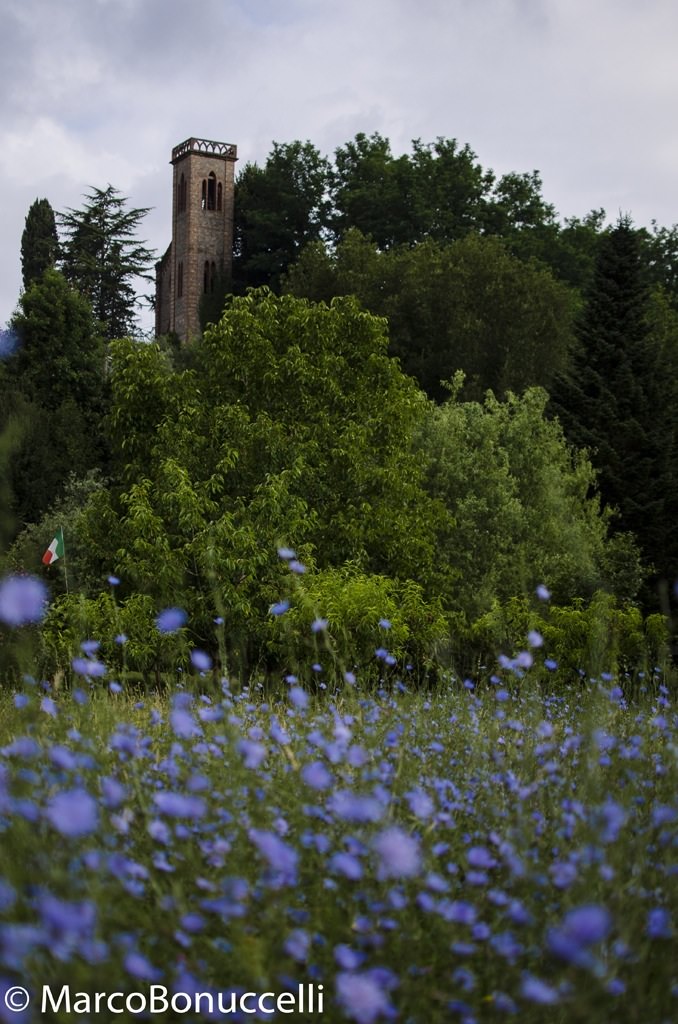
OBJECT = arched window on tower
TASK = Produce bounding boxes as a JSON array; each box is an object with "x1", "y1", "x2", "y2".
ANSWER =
[
  {"x1": 201, "y1": 180, "x2": 207, "y2": 210},
  {"x1": 207, "y1": 172, "x2": 217, "y2": 211},
  {"x1": 178, "y1": 173, "x2": 187, "y2": 214},
  {"x1": 217, "y1": 182, "x2": 223, "y2": 211},
  {"x1": 210, "y1": 261, "x2": 216, "y2": 293},
  {"x1": 203, "y1": 261, "x2": 210, "y2": 294},
  {"x1": 177, "y1": 262, "x2": 184, "y2": 299}
]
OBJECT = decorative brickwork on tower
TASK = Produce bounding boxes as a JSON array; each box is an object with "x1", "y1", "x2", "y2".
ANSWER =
[{"x1": 155, "y1": 137, "x2": 237, "y2": 342}]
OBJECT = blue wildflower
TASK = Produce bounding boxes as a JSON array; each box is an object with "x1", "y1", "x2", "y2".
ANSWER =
[
  {"x1": 289, "y1": 686, "x2": 309, "y2": 709},
  {"x1": 249, "y1": 829, "x2": 298, "y2": 887},
  {"x1": 40, "y1": 697, "x2": 57, "y2": 717},
  {"x1": 284, "y1": 928, "x2": 310, "y2": 962},
  {"x1": 329, "y1": 791, "x2": 384, "y2": 823},
  {"x1": 336, "y1": 970, "x2": 396, "y2": 1024},
  {"x1": 170, "y1": 706, "x2": 201, "y2": 740},
  {"x1": 49, "y1": 745, "x2": 77, "y2": 771},
  {"x1": 647, "y1": 908, "x2": 672, "y2": 939},
  {"x1": 330, "y1": 852, "x2": 364, "y2": 881},
  {"x1": 374, "y1": 827, "x2": 421, "y2": 880},
  {"x1": 405, "y1": 788, "x2": 434, "y2": 820},
  {"x1": 124, "y1": 951, "x2": 162, "y2": 981},
  {"x1": 444, "y1": 901, "x2": 477, "y2": 925},
  {"x1": 520, "y1": 974, "x2": 559, "y2": 1005},
  {"x1": 237, "y1": 739, "x2": 267, "y2": 769},
  {"x1": 467, "y1": 846, "x2": 496, "y2": 870},
  {"x1": 46, "y1": 789, "x2": 98, "y2": 837},
  {"x1": 190, "y1": 649, "x2": 213, "y2": 672},
  {"x1": 548, "y1": 904, "x2": 612, "y2": 965},
  {"x1": 101, "y1": 776, "x2": 126, "y2": 808},
  {"x1": 156, "y1": 607, "x2": 187, "y2": 633},
  {"x1": 549, "y1": 861, "x2": 578, "y2": 889},
  {"x1": 302, "y1": 761, "x2": 332, "y2": 790},
  {"x1": 153, "y1": 792, "x2": 206, "y2": 819},
  {"x1": 270, "y1": 600, "x2": 290, "y2": 616},
  {"x1": 335, "y1": 945, "x2": 365, "y2": 970},
  {"x1": 0, "y1": 575, "x2": 48, "y2": 626},
  {"x1": 71, "y1": 657, "x2": 106, "y2": 678},
  {"x1": 37, "y1": 894, "x2": 98, "y2": 961},
  {"x1": 180, "y1": 913, "x2": 205, "y2": 934},
  {"x1": 597, "y1": 799, "x2": 627, "y2": 842}
]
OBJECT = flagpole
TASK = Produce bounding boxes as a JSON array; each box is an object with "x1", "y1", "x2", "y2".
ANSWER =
[{"x1": 61, "y1": 525, "x2": 69, "y2": 595}]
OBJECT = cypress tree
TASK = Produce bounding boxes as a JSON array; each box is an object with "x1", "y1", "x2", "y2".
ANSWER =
[
  {"x1": 2, "y1": 270, "x2": 108, "y2": 525},
  {"x1": 20, "y1": 198, "x2": 59, "y2": 289}
]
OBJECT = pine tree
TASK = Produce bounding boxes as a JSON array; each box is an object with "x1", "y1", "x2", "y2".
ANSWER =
[
  {"x1": 59, "y1": 185, "x2": 155, "y2": 339},
  {"x1": 20, "y1": 198, "x2": 59, "y2": 289},
  {"x1": 552, "y1": 217, "x2": 676, "y2": 591}
]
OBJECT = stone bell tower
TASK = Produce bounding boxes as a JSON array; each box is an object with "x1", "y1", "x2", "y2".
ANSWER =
[{"x1": 155, "y1": 137, "x2": 238, "y2": 342}]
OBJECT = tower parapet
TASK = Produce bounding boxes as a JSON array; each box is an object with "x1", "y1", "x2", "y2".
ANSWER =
[{"x1": 171, "y1": 137, "x2": 238, "y2": 163}]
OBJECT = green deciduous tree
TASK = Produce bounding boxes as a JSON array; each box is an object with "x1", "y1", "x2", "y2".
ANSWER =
[
  {"x1": 414, "y1": 381, "x2": 643, "y2": 619},
  {"x1": 329, "y1": 134, "x2": 497, "y2": 249},
  {"x1": 59, "y1": 185, "x2": 155, "y2": 339},
  {"x1": 78, "y1": 291, "x2": 447, "y2": 679},
  {"x1": 20, "y1": 198, "x2": 59, "y2": 289},
  {"x1": 234, "y1": 132, "x2": 611, "y2": 297},
  {"x1": 330, "y1": 132, "x2": 413, "y2": 248},
  {"x1": 233, "y1": 142, "x2": 332, "y2": 291}
]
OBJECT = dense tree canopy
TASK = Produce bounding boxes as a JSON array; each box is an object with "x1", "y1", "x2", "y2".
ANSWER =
[
  {"x1": 415, "y1": 381, "x2": 643, "y2": 618},
  {"x1": 235, "y1": 133, "x2": 608, "y2": 296},
  {"x1": 78, "y1": 290, "x2": 447, "y2": 676},
  {"x1": 285, "y1": 229, "x2": 578, "y2": 400}
]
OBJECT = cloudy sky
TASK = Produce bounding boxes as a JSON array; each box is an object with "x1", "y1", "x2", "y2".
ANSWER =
[{"x1": 2, "y1": 0, "x2": 678, "y2": 332}]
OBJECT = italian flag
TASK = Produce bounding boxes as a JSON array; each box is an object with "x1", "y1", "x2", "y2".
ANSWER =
[{"x1": 42, "y1": 528, "x2": 64, "y2": 566}]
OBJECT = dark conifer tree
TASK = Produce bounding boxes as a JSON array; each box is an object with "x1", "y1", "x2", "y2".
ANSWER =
[
  {"x1": 2, "y1": 270, "x2": 108, "y2": 526},
  {"x1": 552, "y1": 216, "x2": 677, "y2": 595},
  {"x1": 20, "y1": 198, "x2": 59, "y2": 289},
  {"x1": 59, "y1": 185, "x2": 155, "y2": 339}
]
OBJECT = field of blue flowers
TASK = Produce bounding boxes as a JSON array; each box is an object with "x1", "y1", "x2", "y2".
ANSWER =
[{"x1": 0, "y1": 574, "x2": 677, "y2": 1023}]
